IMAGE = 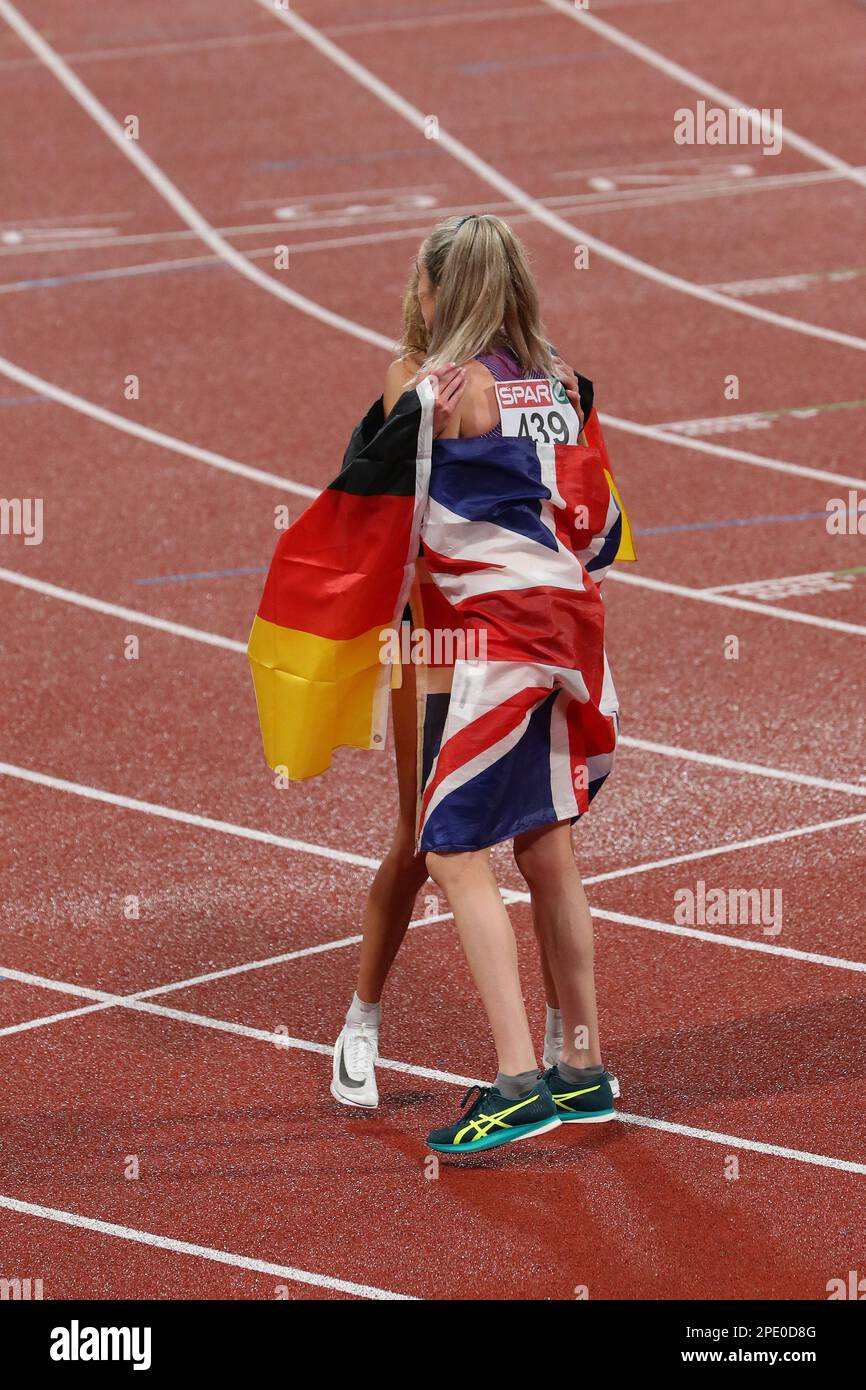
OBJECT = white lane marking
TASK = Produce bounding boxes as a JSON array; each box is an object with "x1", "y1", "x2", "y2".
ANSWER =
[
  {"x1": 0, "y1": 966, "x2": 863, "y2": 1176},
  {"x1": 1, "y1": 799, "x2": 863, "y2": 1026},
  {"x1": 703, "y1": 569, "x2": 863, "y2": 598},
  {"x1": 606, "y1": 568, "x2": 866, "y2": 637},
  {"x1": 0, "y1": 111, "x2": 859, "y2": 496},
  {"x1": 0, "y1": 763, "x2": 381, "y2": 868},
  {"x1": 0, "y1": 163, "x2": 852, "y2": 262},
  {"x1": 583, "y1": 906, "x2": 864, "y2": 973},
  {"x1": 3, "y1": 571, "x2": 864, "y2": 828},
  {"x1": 709, "y1": 268, "x2": 866, "y2": 299},
  {"x1": 0, "y1": 1, "x2": 690, "y2": 72},
  {"x1": 0, "y1": 352, "x2": 318, "y2": 499},
  {"x1": 2, "y1": 338, "x2": 863, "y2": 507},
  {"x1": 618, "y1": 735, "x2": 866, "y2": 799},
  {"x1": 0, "y1": 765, "x2": 864, "y2": 1041},
  {"x1": 0, "y1": 1, "x2": 394, "y2": 356},
  {"x1": 582, "y1": 811, "x2": 866, "y2": 887},
  {"x1": 652, "y1": 401, "x2": 866, "y2": 438},
  {"x1": 0, "y1": 901, "x2": 521, "y2": 1041},
  {"x1": 543, "y1": 0, "x2": 866, "y2": 192},
  {"x1": 0, "y1": 568, "x2": 247, "y2": 652},
  {"x1": 0, "y1": 1194, "x2": 412, "y2": 1300},
  {"x1": 257, "y1": 0, "x2": 866, "y2": 351},
  {"x1": 613, "y1": 1115, "x2": 866, "y2": 1176},
  {"x1": 598, "y1": 410, "x2": 866, "y2": 490},
  {"x1": 0, "y1": 10, "x2": 861, "y2": 521}
]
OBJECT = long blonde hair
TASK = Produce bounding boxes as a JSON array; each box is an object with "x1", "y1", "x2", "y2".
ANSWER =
[{"x1": 398, "y1": 214, "x2": 556, "y2": 375}]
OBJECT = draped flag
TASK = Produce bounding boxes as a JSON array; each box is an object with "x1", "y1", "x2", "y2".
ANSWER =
[{"x1": 248, "y1": 373, "x2": 635, "y2": 850}]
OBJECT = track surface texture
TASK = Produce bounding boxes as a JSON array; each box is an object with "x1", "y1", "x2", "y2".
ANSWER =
[{"x1": 1, "y1": 0, "x2": 864, "y2": 1302}]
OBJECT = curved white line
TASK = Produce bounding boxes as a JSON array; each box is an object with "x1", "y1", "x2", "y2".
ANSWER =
[
  {"x1": 544, "y1": 0, "x2": 866, "y2": 192},
  {"x1": 618, "y1": 734, "x2": 866, "y2": 798},
  {"x1": 0, "y1": 1193, "x2": 411, "y2": 1300},
  {"x1": 598, "y1": 412, "x2": 866, "y2": 490},
  {"x1": 0, "y1": 351, "x2": 318, "y2": 498},
  {"x1": 255, "y1": 0, "x2": 866, "y2": 351},
  {"x1": 607, "y1": 568, "x2": 866, "y2": 637},
  {"x1": 0, "y1": 958, "x2": 864, "y2": 1176},
  {"x1": 0, "y1": 0, "x2": 395, "y2": 356},
  {"x1": 0, "y1": 567, "x2": 248, "y2": 651},
  {"x1": 0, "y1": 1, "x2": 861, "y2": 498}
]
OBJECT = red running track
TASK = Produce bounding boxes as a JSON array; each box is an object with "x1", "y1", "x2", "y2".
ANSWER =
[{"x1": 0, "y1": 0, "x2": 864, "y2": 1300}]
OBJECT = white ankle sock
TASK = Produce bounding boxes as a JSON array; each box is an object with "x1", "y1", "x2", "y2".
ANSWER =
[{"x1": 346, "y1": 991, "x2": 381, "y2": 1027}]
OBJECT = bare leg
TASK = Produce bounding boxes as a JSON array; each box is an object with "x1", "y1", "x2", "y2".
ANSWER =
[
  {"x1": 426, "y1": 848, "x2": 537, "y2": 1075},
  {"x1": 355, "y1": 661, "x2": 428, "y2": 1003},
  {"x1": 513, "y1": 822, "x2": 602, "y2": 1068}
]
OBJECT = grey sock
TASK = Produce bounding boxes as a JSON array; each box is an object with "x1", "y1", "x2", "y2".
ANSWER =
[
  {"x1": 495, "y1": 1068, "x2": 539, "y2": 1100},
  {"x1": 558, "y1": 1060, "x2": 605, "y2": 1083},
  {"x1": 346, "y1": 992, "x2": 381, "y2": 1027}
]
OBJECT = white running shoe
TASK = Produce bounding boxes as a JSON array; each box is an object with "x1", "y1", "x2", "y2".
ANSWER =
[{"x1": 330, "y1": 1022, "x2": 379, "y2": 1108}]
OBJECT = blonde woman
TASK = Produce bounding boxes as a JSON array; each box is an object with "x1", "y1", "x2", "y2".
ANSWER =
[{"x1": 250, "y1": 214, "x2": 630, "y2": 1152}]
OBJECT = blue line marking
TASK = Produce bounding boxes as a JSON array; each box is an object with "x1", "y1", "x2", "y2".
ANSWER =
[
  {"x1": 453, "y1": 52, "x2": 595, "y2": 76},
  {"x1": 138, "y1": 512, "x2": 830, "y2": 586},
  {"x1": 258, "y1": 144, "x2": 440, "y2": 171},
  {"x1": 0, "y1": 394, "x2": 49, "y2": 407},
  {"x1": 634, "y1": 510, "x2": 827, "y2": 536},
  {"x1": 136, "y1": 565, "x2": 267, "y2": 586},
  {"x1": 6, "y1": 257, "x2": 224, "y2": 295}
]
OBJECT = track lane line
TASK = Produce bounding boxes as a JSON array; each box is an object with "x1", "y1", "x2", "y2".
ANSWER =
[
  {"x1": 618, "y1": 736, "x2": 866, "y2": 799},
  {"x1": 2, "y1": 763, "x2": 864, "y2": 1011},
  {"x1": 597, "y1": 412, "x2": 866, "y2": 490},
  {"x1": 0, "y1": 902, "x2": 530, "y2": 1040},
  {"x1": 255, "y1": 0, "x2": 866, "y2": 351},
  {"x1": 0, "y1": 762, "x2": 381, "y2": 868},
  {"x1": 2, "y1": 0, "x2": 861, "y2": 352},
  {"x1": 0, "y1": 352, "x2": 319, "y2": 499},
  {"x1": 582, "y1": 811, "x2": 866, "y2": 886},
  {"x1": 5, "y1": 508, "x2": 865, "y2": 643},
  {"x1": 606, "y1": 569, "x2": 866, "y2": 637},
  {"x1": 0, "y1": 568, "x2": 247, "y2": 652},
  {"x1": 0, "y1": 966, "x2": 863, "y2": 1176},
  {"x1": 0, "y1": 1194, "x2": 413, "y2": 1300},
  {"x1": 4, "y1": 335, "x2": 864, "y2": 494},
  {"x1": 543, "y1": 0, "x2": 866, "y2": 192},
  {"x1": 0, "y1": 162, "x2": 854, "y2": 263},
  {"x1": 0, "y1": 0, "x2": 395, "y2": 354}
]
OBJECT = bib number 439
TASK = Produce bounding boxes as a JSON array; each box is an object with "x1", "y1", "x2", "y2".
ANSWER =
[{"x1": 495, "y1": 378, "x2": 578, "y2": 445}]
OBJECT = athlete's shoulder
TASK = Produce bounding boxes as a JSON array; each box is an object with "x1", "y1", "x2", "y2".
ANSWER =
[{"x1": 383, "y1": 354, "x2": 423, "y2": 414}]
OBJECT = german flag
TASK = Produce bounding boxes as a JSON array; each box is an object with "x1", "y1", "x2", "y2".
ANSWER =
[{"x1": 247, "y1": 388, "x2": 432, "y2": 778}]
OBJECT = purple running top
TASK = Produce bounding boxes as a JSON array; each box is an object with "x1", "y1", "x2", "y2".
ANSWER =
[{"x1": 473, "y1": 346, "x2": 545, "y2": 437}]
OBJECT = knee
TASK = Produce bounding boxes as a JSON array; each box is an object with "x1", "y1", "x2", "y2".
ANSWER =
[
  {"x1": 513, "y1": 838, "x2": 574, "y2": 892},
  {"x1": 384, "y1": 828, "x2": 428, "y2": 884},
  {"x1": 425, "y1": 849, "x2": 480, "y2": 890}
]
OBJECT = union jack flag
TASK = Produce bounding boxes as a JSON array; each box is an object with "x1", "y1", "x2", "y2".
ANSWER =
[{"x1": 248, "y1": 376, "x2": 634, "y2": 853}]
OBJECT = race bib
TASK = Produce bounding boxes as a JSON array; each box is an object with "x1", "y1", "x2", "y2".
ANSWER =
[{"x1": 494, "y1": 377, "x2": 580, "y2": 445}]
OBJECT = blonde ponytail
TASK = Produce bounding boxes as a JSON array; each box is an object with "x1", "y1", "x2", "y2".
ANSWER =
[{"x1": 398, "y1": 214, "x2": 555, "y2": 375}]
